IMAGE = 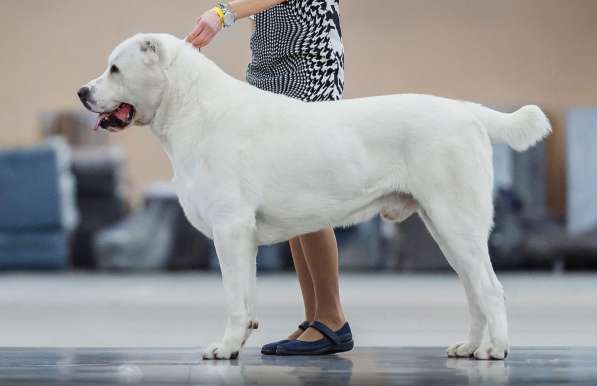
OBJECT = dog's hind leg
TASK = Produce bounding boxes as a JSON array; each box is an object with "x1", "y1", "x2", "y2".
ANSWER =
[
  {"x1": 419, "y1": 199, "x2": 509, "y2": 360},
  {"x1": 419, "y1": 209, "x2": 488, "y2": 358},
  {"x1": 202, "y1": 216, "x2": 258, "y2": 360}
]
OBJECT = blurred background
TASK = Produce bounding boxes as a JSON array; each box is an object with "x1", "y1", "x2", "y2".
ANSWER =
[{"x1": 0, "y1": 0, "x2": 596, "y2": 348}]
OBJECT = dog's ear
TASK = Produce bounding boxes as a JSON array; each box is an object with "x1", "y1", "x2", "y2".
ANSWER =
[
  {"x1": 136, "y1": 34, "x2": 183, "y2": 68},
  {"x1": 139, "y1": 37, "x2": 161, "y2": 65}
]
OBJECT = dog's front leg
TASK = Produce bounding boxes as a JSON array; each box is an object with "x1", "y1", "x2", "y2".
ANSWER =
[{"x1": 203, "y1": 220, "x2": 258, "y2": 360}]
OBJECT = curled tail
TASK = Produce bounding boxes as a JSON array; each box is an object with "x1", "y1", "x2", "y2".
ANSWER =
[{"x1": 467, "y1": 103, "x2": 552, "y2": 151}]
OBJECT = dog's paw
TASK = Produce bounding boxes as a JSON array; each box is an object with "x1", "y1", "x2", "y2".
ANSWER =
[
  {"x1": 202, "y1": 342, "x2": 240, "y2": 360},
  {"x1": 448, "y1": 341, "x2": 509, "y2": 360},
  {"x1": 447, "y1": 342, "x2": 478, "y2": 358},
  {"x1": 472, "y1": 344, "x2": 509, "y2": 360}
]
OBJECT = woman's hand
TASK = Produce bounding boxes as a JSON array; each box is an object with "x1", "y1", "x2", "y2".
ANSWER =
[
  {"x1": 185, "y1": 1, "x2": 285, "y2": 49},
  {"x1": 186, "y1": 9, "x2": 223, "y2": 49}
]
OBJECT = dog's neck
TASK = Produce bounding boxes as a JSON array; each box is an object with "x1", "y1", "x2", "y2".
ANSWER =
[
  {"x1": 149, "y1": 45, "x2": 242, "y2": 160},
  {"x1": 147, "y1": 42, "x2": 298, "y2": 179}
]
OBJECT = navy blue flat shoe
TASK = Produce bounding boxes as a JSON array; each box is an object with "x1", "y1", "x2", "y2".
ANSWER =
[
  {"x1": 261, "y1": 321, "x2": 310, "y2": 355},
  {"x1": 275, "y1": 321, "x2": 354, "y2": 356}
]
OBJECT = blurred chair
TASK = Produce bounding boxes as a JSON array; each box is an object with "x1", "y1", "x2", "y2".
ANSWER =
[
  {"x1": 94, "y1": 182, "x2": 212, "y2": 271},
  {"x1": 40, "y1": 110, "x2": 129, "y2": 268},
  {"x1": 70, "y1": 147, "x2": 129, "y2": 268},
  {"x1": 40, "y1": 110, "x2": 109, "y2": 147},
  {"x1": 0, "y1": 138, "x2": 77, "y2": 269},
  {"x1": 336, "y1": 219, "x2": 385, "y2": 270},
  {"x1": 524, "y1": 108, "x2": 597, "y2": 270},
  {"x1": 566, "y1": 108, "x2": 597, "y2": 235}
]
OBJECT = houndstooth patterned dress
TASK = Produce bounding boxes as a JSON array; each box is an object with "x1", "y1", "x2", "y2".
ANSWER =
[{"x1": 246, "y1": 0, "x2": 344, "y2": 102}]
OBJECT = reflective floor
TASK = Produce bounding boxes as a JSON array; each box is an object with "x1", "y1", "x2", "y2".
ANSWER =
[{"x1": 0, "y1": 347, "x2": 595, "y2": 385}]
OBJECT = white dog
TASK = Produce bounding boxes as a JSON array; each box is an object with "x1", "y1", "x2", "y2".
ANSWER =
[{"x1": 78, "y1": 33, "x2": 551, "y2": 360}]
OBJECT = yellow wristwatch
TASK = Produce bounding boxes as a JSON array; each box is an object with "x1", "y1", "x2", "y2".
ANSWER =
[
  {"x1": 217, "y1": 3, "x2": 236, "y2": 28},
  {"x1": 212, "y1": 6, "x2": 225, "y2": 27}
]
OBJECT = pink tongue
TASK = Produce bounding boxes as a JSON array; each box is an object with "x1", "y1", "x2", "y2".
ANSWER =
[
  {"x1": 93, "y1": 104, "x2": 131, "y2": 130},
  {"x1": 114, "y1": 104, "x2": 131, "y2": 120}
]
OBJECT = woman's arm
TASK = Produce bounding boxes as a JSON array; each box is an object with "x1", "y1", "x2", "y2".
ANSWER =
[{"x1": 186, "y1": 0, "x2": 286, "y2": 49}]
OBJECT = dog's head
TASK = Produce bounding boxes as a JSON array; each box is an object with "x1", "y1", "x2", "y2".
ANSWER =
[{"x1": 77, "y1": 33, "x2": 182, "y2": 132}]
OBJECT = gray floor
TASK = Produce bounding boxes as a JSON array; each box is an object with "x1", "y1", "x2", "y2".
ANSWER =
[
  {"x1": 0, "y1": 273, "x2": 596, "y2": 385},
  {"x1": 0, "y1": 347, "x2": 596, "y2": 385},
  {"x1": 0, "y1": 272, "x2": 595, "y2": 347}
]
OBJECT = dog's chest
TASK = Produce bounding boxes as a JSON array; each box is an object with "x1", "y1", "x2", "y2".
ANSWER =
[{"x1": 172, "y1": 175, "x2": 214, "y2": 239}]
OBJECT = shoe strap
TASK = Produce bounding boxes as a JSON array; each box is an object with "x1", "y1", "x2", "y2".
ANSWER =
[
  {"x1": 298, "y1": 321, "x2": 310, "y2": 331},
  {"x1": 309, "y1": 321, "x2": 341, "y2": 345}
]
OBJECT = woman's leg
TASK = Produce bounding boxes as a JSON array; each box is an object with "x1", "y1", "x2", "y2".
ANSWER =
[
  {"x1": 287, "y1": 236, "x2": 317, "y2": 339},
  {"x1": 296, "y1": 227, "x2": 346, "y2": 341}
]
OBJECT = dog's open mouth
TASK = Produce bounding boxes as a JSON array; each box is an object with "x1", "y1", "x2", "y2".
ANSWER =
[{"x1": 95, "y1": 103, "x2": 136, "y2": 131}]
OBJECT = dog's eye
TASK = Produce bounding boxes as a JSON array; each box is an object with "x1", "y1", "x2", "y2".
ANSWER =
[{"x1": 110, "y1": 65, "x2": 120, "y2": 74}]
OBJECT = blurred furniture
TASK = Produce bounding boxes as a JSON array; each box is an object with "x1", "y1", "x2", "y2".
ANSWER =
[
  {"x1": 40, "y1": 110, "x2": 129, "y2": 268},
  {"x1": 0, "y1": 138, "x2": 77, "y2": 269},
  {"x1": 40, "y1": 110, "x2": 109, "y2": 147},
  {"x1": 393, "y1": 215, "x2": 446, "y2": 271},
  {"x1": 337, "y1": 219, "x2": 385, "y2": 270},
  {"x1": 566, "y1": 108, "x2": 597, "y2": 235},
  {"x1": 94, "y1": 183, "x2": 212, "y2": 271},
  {"x1": 253, "y1": 243, "x2": 292, "y2": 272},
  {"x1": 523, "y1": 108, "x2": 597, "y2": 270},
  {"x1": 490, "y1": 140, "x2": 549, "y2": 269},
  {"x1": 70, "y1": 147, "x2": 129, "y2": 268}
]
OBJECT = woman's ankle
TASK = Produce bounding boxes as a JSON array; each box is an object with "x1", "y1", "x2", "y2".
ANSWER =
[{"x1": 314, "y1": 313, "x2": 346, "y2": 330}]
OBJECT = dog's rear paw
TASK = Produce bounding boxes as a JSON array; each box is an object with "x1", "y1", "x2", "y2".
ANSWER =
[
  {"x1": 202, "y1": 342, "x2": 240, "y2": 360},
  {"x1": 473, "y1": 344, "x2": 509, "y2": 360},
  {"x1": 447, "y1": 342, "x2": 509, "y2": 360},
  {"x1": 447, "y1": 342, "x2": 477, "y2": 358}
]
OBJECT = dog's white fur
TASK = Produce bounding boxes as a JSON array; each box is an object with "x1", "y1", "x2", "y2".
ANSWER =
[{"x1": 81, "y1": 33, "x2": 551, "y2": 360}]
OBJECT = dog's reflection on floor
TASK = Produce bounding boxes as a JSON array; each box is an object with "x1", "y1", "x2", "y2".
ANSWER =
[
  {"x1": 53, "y1": 348, "x2": 353, "y2": 385},
  {"x1": 445, "y1": 357, "x2": 509, "y2": 385},
  {"x1": 200, "y1": 353, "x2": 354, "y2": 385}
]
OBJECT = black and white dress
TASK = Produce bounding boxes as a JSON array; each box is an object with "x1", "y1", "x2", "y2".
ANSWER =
[{"x1": 246, "y1": 0, "x2": 344, "y2": 102}]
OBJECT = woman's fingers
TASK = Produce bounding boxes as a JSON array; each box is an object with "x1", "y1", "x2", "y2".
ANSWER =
[
  {"x1": 186, "y1": 9, "x2": 222, "y2": 48},
  {"x1": 186, "y1": 21, "x2": 204, "y2": 43},
  {"x1": 191, "y1": 30, "x2": 213, "y2": 49},
  {"x1": 187, "y1": 21, "x2": 211, "y2": 48}
]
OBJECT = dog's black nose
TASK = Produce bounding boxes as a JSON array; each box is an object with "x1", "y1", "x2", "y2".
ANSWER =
[{"x1": 77, "y1": 87, "x2": 90, "y2": 103}]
